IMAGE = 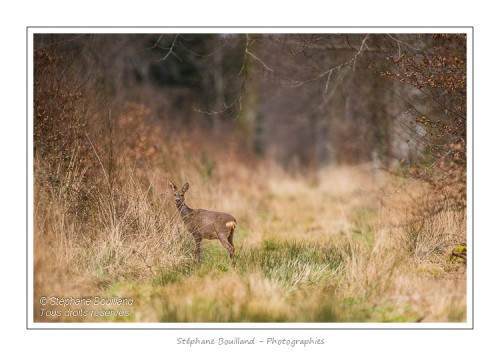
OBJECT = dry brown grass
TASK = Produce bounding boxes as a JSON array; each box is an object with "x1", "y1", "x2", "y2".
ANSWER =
[{"x1": 33, "y1": 104, "x2": 466, "y2": 323}]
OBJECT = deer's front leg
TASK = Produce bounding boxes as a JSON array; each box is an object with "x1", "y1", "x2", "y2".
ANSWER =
[{"x1": 194, "y1": 235, "x2": 202, "y2": 262}]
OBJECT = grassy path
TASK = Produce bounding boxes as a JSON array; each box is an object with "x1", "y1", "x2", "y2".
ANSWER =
[{"x1": 103, "y1": 170, "x2": 466, "y2": 323}]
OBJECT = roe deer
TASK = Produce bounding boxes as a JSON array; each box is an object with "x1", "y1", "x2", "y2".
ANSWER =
[{"x1": 168, "y1": 181, "x2": 237, "y2": 262}]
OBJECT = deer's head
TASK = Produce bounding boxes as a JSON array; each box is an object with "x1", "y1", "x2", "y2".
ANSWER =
[{"x1": 168, "y1": 180, "x2": 189, "y2": 207}]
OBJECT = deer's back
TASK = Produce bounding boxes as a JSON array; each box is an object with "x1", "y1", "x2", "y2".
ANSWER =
[{"x1": 184, "y1": 209, "x2": 236, "y2": 240}]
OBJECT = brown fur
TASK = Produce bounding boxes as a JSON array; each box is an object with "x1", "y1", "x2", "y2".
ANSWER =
[{"x1": 168, "y1": 181, "x2": 237, "y2": 262}]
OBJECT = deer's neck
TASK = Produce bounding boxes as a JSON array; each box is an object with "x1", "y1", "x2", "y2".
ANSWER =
[{"x1": 176, "y1": 202, "x2": 193, "y2": 222}]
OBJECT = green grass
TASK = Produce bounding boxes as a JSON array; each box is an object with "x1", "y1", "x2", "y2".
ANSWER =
[
  {"x1": 103, "y1": 238, "x2": 427, "y2": 323},
  {"x1": 350, "y1": 207, "x2": 378, "y2": 245},
  {"x1": 153, "y1": 240, "x2": 344, "y2": 289},
  {"x1": 35, "y1": 161, "x2": 466, "y2": 323}
]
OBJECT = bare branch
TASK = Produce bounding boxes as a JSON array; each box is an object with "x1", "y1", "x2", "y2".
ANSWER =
[
  {"x1": 324, "y1": 69, "x2": 334, "y2": 93},
  {"x1": 160, "y1": 34, "x2": 181, "y2": 61},
  {"x1": 245, "y1": 48, "x2": 274, "y2": 72},
  {"x1": 385, "y1": 34, "x2": 420, "y2": 53},
  {"x1": 193, "y1": 94, "x2": 242, "y2": 116},
  {"x1": 153, "y1": 34, "x2": 164, "y2": 48},
  {"x1": 35, "y1": 34, "x2": 88, "y2": 50},
  {"x1": 279, "y1": 34, "x2": 370, "y2": 93}
]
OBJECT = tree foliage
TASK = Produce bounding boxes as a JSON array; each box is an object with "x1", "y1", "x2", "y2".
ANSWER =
[{"x1": 382, "y1": 34, "x2": 467, "y2": 212}]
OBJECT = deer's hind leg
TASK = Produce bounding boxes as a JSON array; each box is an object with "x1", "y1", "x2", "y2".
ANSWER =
[
  {"x1": 228, "y1": 228, "x2": 234, "y2": 249},
  {"x1": 218, "y1": 233, "x2": 235, "y2": 260}
]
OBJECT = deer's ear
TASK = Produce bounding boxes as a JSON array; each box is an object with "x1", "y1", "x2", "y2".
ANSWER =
[
  {"x1": 182, "y1": 182, "x2": 190, "y2": 193},
  {"x1": 168, "y1": 180, "x2": 177, "y2": 191}
]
